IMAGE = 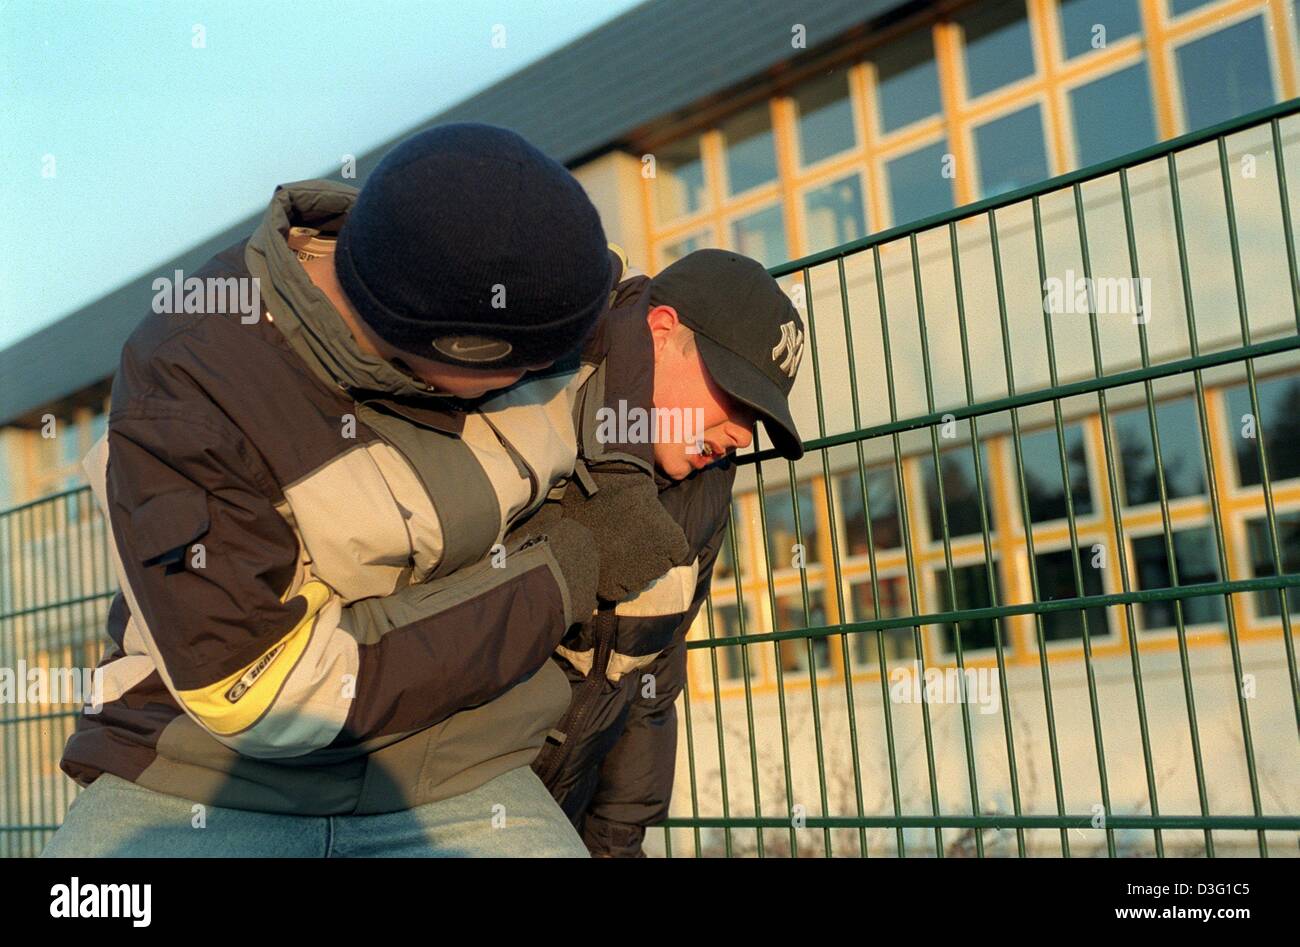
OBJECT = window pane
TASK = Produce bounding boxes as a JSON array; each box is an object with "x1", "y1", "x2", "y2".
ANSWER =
[
  {"x1": 974, "y1": 104, "x2": 1050, "y2": 198},
  {"x1": 659, "y1": 232, "x2": 707, "y2": 268},
  {"x1": 794, "y1": 70, "x2": 857, "y2": 166},
  {"x1": 721, "y1": 102, "x2": 778, "y2": 195},
  {"x1": 1020, "y1": 424, "x2": 1092, "y2": 524},
  {"x1": 1245, "y1": 512, "x2": 1300, "y2": 618},
  {"x1": 1132, "y1": 528, "x2": 1225, "y2": 629},
  {"x1": 712, "y1": 603, "x2": 757, "y2": 680},
  {"x1": 958, "y1": 0, "x2": 1035, "y2": 99},
  {"x1": 1176, "y1": 17, "x2": 1276, "y2": 133},
  {"x1": 803, "y1": 174, "x2": 866, "y2": 252},
  {"x1": 849, "y1": 576, "x2": 913, "y2": 667},
  {"x1": 655, "y1": 135, "x2": 707, "y2": 221},
  {"x1": 1034, "y1": 547, "x2": 1109, "y2": 641},
  {"x1": 935, "y1": 562, "x2": 1002, "y2": 652},
  {"x1": 1169, "y1": 0, "x2": 1217, "y2": 16},
  {"x1": 1225, "y1": 374, "x2": 1300, "y2": 487},
  {"x1": 762, "y1": 481, "x2": 821, "y2": 566},
  {"x1": 1112, "y1": 398, "x2": 1206, "y2": 505},
  {"x1": 885, "y1": 139, "x2": 955, "y2": 226},
  {"x1": 874, "y1": 28, "x2": 942, "y2": 133},
  {"x1": 840, "y1": 467, "x2": 904, "y2": 555},
  {"x1": 775, "y1": 589, "x2": 831, "y2": 672},
  {"x1": 1070, "y1": 63, "x2": 1157, "y2": 166},
  {"x1": 731, "y1": 204, "x2": 787, "y2": 268},
  {"x1": 1058, "y1": 0, "x2": 1142, "y2": 59},
  {"x1": 713, "y1": 506, "x2": 738, "y2": 581},
  {"x1": 919, "y1": 445, "x2": 994, "y2": 540}
]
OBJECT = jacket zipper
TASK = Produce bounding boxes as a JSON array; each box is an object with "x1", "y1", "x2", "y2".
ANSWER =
[{"x1": 534, "y1": 607, "x2": 615, "y2": 788}]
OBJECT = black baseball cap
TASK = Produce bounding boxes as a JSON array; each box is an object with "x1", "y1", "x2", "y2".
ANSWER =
[{"x1": 650, "y1": 249, "x2": 805, "y2": 459}]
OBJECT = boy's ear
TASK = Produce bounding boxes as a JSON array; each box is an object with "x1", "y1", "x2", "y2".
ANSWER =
[{"x1": 646, "y1": 304, "x2": 680, "y2": 354}]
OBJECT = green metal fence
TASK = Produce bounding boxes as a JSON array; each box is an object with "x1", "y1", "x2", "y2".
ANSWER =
[{"x1": 2, "y1": 100, "x2": 1299, "y2": 858}]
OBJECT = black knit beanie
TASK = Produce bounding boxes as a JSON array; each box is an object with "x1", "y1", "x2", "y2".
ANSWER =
[{"x1": 335, "y1": 123, "x2": 612, "y2": 369}]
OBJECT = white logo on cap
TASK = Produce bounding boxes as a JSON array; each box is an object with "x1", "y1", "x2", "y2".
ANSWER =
[
  {"x1": 430, "y1": 335, "x2": 513, "y2": 362},
  {"x1": 771, "y1": 321, "x2": 804, "y2": 379}
]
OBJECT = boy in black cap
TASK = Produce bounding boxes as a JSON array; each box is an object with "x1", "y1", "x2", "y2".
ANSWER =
[{"x1": 524, "y1": 249, "x2": 805, "y2": 856}]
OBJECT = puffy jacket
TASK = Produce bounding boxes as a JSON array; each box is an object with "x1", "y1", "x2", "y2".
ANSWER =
[
  {"x1": 532, "y1": 277, "x2": 738, "y2": 857},
  {"x1": 60, "y1": 180, "x2": 632, "y2": 816}
]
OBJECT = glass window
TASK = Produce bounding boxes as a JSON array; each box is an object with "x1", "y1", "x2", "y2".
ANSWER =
[
  {"x1": 713, "y1": 508, "x2": 738, "y2": 581},
  {"x1": 1169, "y1": 0, "x2": 1218, "y2": 16},
  {"x1": 839, "y1": 467, "x2": 904, "y2": 555},
  {"x1": 1176, "y1": 17, "x2": 1276, "y2": 133},
  {"x1": 873, "y1": 28, "x2": 942, "y2": 134},
  {"x1": 720, "y1": 102, "x2": 778, "y2": 196},
  {"x1": 762, "y1": 480, "x2": 821, "y2": 566},
  {"x1": 659, "y1": 232, "x2": 707, "y2": 268},
  {"x1": 711, "y1": 602, "x2": 757, "y2": 680},
  {"x1": 885, "y1": 139, "x2": 955, "y2": 226},
  {"x1": 794, "y1": 71, "x2": 857, "y2": 166},
  {"x1": 731, "y1": 204, "x2": 788, "y2": 268},
  {"x1": 919, "y1": 444, "x2": 995, "y2": 541},
  {"x1": 1245, "y1": 511, "x2": 1300, "y2": 618},
  {"x1": 803, "y1": 174, "x2": 866, "y2": 253},
  {"x1": 1070, "y1": 63, "x2": 1157, "y2": 167},
  {"x1": 1225, "y1": 374, "x2": 1300, "y2": 487},
  {"x1": 1058, "y1": 0, "x2": 1142, "y2": 59},
  {"x1": 59, "y1": 416, "x2": 82, "y2": 466},
  {"x1": 957, "y1": 0, "x2": 1036, "y2": 99},
  {"x1": 1132, "y1": 528, "x2": 1225, "y2": 629},
  {"x1": 935, "y1": 562, "x2": 1002, "y2": 653},
  {"x1": 973, "y1": 104, "x2": 1050, "y2": 199},
  {"x1": 89, "y1": 411, "x2": 107, "y2": 446},
  {"x1": 1034, "y1": 547, "x2": 1109, "y2": 641},
  {"x1": 849, "y1": 576, "x2": 913, "y2": 667},
  {"x1": 1019, "y1": 424, "x2": 1092, "y2": 524},
  {"x1": 774, "y1": 589, "x2": 831, "y2": 672},
  {"x1": 654, "y1": 135, "x2": 707, "y2": 222},
  {"x1": 1112, "y1": 397, "x2": 1207, "y2": 506}
]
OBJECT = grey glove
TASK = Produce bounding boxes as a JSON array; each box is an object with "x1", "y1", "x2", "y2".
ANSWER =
[
  {"x1": 559, "y1": 466, "x2": 690, "y2": 603},
  {"x1": 506, "y1": 503, "x2": 600, "y2": 623}
]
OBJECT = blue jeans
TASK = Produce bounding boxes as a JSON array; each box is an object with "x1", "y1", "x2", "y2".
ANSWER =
[{"x1": 40, "y1": 767, "x2": 588, "y2": 858}]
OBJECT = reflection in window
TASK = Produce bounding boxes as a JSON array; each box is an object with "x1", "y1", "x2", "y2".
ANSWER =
[
  {"x1": 1245, "y1": 512, "x2": 1300, "y2": 618},
  {"x1": 774, "y1": 589, "x2": 831, "y2": 672},
  {"x1": 1070, "y1": 63, "x2": 1156, "y2": 167},
  {"x1": 1034, "y1": 548, "x2": 1109, "y2": 641},
  {"x1": 1225, "y1": 375, "x2": 1300, "y2": 487},
  {"x1": 803, "y1": 174, "x2": 865, "y2": 253},
  {"x1": 659, "y1": 232, "x2": 707, "y2": 268},
  {"x1": 840, "y1": 467, "x2": 904, "y2": 555},
  {"x1": 1112, "y1": 398, "x2": 1207, "y2": 506},
  {"x1": 710, "y1": 602, "x2": 757, "y2": 681},
  {"x1": 1176, "y1": 17, "x2": 1275, "y2": 133},
  {"x1": 763, "y1": 480, "x2": 821, "y2": 566},
  {"x1": 919, "y1": 445, "x2": 994, "y2": 540},
  {"x1": 1132, "y1": 528, "x2": 1225, "y2": 629},
  {"x1": 794, "y1": 71, "x2": 857, "y2": 166},
  {"x1": 654, "y1": 135, "x2": 707, "y2": 221},
  {"x1": 849, "y1": 576, "x2": 913, "y2": 667},
  {"x1": 721, "y1": 102, "x2": 778, "y2": 195},
  {"x1": 973, "y1": 104, "x2": 1050, "y2": 198},
  {"x1": 885, "y1": 139, "x2": 954, "y2": 226},
  {"x1": 873, "y1": 28, "x2": 942, "y2": 134},
  {"x1": 1019, "y1": 424, "x2": 1092, "y2": 524},
  {"x1": 731, "y1": 204, "x2": 788, "y2": 268},
  {"x1": 935, "y1": 562, "x2": 1002, "y2": 653},
  {"x1": 1057, "y1": 0, "x2": 1141, "y2": 59},
  {"x1": 957, "y1": 0, "x2": 1035, "y2": 99}
]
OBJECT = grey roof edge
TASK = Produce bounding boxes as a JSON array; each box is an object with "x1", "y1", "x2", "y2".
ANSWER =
[{"x1": 1, "y1": 0, "x2": 914, "y2": 426}]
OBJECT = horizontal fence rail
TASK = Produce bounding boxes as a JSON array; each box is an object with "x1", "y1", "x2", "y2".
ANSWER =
[{"x1": 2, "y1": 101, "x2": 1299, "y2": 858}]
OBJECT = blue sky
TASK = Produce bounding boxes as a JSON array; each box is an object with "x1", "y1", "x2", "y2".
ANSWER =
[{"x1": 0, "y1": 0, "x2": 645, "y2": 351}]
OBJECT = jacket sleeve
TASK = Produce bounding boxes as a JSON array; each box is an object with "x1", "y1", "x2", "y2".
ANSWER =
[
  {"x1": 579, "y1": 513, "x2": 730, "y2": 857},
  {"x1": 97, "y1": 398, "x2": 576, "y2": 761}
]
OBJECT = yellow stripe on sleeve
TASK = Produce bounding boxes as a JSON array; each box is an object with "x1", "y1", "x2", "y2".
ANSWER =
[{"x1": 175, "y1": 580, "x2": 331, "y2": 736}]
